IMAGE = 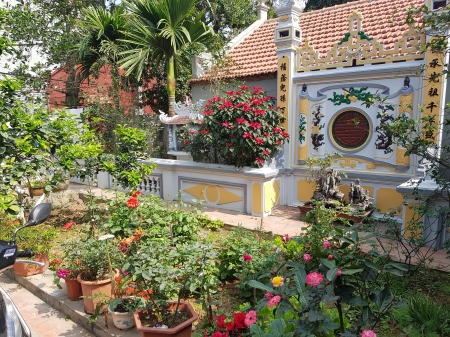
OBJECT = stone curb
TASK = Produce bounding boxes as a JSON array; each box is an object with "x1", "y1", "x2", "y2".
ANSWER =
[{"x1": 6, "y1": 269, "x2": 140, "y2": 337}]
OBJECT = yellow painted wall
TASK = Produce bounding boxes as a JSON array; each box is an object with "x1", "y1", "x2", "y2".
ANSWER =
[
  {"x1": 252, "y1": 183, "x2": 262, "y2": 214},
  {"x1": 403, "y1": 202, "x2": 421, "y2": 239},
  {"x1": 264, "y1": 180, "x2": 280, "y2": 213},
  {"x1": 297, "y1": 179, "x2": 316, "y2": 202},
  {"x1": 376, "y1": 188, "x2": 404, "y2": 214}
]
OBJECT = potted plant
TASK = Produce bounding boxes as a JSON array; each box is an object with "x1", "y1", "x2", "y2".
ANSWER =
[
  {"x1": 12, "y1": 224, "x2": 57, "y2": 277},
  {"x1": 87, "y1": 263, "x2": 145, "y2": 330},
  {"x1": 76, "y1": 234, "x2": 120, "y2": 314},
  {"x1": 24, "y1": 178, "x2": 50, "y2": 197},
  {"x1": 51, "y1": 239, "x2": 83, "y2": 300},
  {"x1": 123, "y1": 237, "x2": 219, "y2": 337}
]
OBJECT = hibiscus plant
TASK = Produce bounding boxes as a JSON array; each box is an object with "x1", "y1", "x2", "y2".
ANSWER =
[{"x1": 181, "y1": 85, "x2": 289, "y2": 168}]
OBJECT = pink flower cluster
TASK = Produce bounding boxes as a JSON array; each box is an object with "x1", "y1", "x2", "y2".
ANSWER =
[
  {"x1": 57, "y1": 269, "x2": 70, "y2": 279},
  {"x1": 361, "y1": 330, "x2": 376, "y2": 337},
  {"x1": 243, "y1": 254, "x2": 252, "y2": 263}
]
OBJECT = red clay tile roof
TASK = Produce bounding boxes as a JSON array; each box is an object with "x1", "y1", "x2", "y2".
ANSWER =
[{"x1": 192, "y1": 0, "x2": 422, "y2": 84}]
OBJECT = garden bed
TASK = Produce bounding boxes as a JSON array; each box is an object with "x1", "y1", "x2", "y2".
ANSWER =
[{"x1": 5, "y1": 191, "x2": 450, "y2": 337}]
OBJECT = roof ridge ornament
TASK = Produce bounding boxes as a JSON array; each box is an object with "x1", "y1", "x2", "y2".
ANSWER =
[
  {"x1": 295, "y1": 11, "x2": 424, "y2": 71},
  {"x1": 272, "y1": 0, "x2": 307, "y2": 10}
]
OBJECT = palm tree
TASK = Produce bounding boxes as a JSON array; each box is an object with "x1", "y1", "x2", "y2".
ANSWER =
[
  {"x1": 120, "y1": 0, "x2": 215, "y2": 115},
  {"x1": 76, "y1": 6, "x2": 128, "y2": 81}
]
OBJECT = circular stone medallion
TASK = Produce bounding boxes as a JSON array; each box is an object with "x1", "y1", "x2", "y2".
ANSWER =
[{"x1": 331, "y1": 111, "x2": 370, "y2": 150}]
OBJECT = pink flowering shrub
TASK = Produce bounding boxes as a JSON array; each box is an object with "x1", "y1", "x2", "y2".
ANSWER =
[{"x1": 182, "y1": 85, "x2": 289, "y2": 168}]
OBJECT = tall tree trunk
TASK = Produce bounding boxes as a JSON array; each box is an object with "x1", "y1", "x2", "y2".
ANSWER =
[{"x1": 167, "y1": 55, "x2": 176, "y2": 116}]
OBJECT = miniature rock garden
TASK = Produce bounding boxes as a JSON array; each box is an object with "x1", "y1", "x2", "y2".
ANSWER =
[{"x1": 2, "y1": 81, "x2": 450, "y2": 337}]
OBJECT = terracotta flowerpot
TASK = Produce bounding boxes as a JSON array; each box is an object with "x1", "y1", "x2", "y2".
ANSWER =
[
  {"x1": 77, "y1": 273, "x2": 113, "y2": 314},
  {"x1": 30, "y1": 187, "x2": 45, "y2": 197},
  {"x1": 64, "y1": 277, "x2": 83, "y2": 301},
  {"x1": 134, "y1": 301, "x2": 198, "y2": 337},
  {"x1": 14, "y1": 254, "x2": 49, "y2": 277},
  {"x1": 108, "y1": 306, "x2": 136, "y2": 330}
]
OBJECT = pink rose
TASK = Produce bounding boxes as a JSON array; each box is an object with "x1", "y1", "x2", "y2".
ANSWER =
[
  {"x1": 361, "y1": 330, "x2": 376, "y2": 337},
  {"x1": 337, "y1": 269, "x2": 342, "y2": 276},
  {"x1": 303, "y1": 253, "x2": 312, "y2": 263},
  {"x1": 243, "y1": 254, "x2": 252, "y2": 262},
  {"x1": 305, "y1": 272, "x2": 324, "y2": 287},
  {"x1": 323, "y1": 240, "x2": 331, "y2": 249},
  {"x1": 264, "y1": 292, "x2": 274, "y2": 300},
  {"x1": 328, "y1": 254, "x2": 334, "y2": 260},
  {"x1": 267, "y1": 295, "x2": 281, "y2": 307}
]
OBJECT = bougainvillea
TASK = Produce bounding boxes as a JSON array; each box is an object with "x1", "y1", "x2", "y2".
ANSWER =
[{"x1": 182, "y1": 85, "x2": 289, "y2": 168}]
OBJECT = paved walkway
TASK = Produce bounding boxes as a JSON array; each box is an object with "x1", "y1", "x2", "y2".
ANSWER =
[{"x1": 2, "y1": 183, "x2": 449, "y2": 337}]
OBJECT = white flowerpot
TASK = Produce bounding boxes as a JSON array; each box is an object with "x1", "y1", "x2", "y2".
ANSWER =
[{"x1": 108, "y1": 307, "x2": 136, "y2": 330}]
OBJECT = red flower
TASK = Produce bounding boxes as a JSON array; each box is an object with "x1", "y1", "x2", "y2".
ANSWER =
[
  {"x1": 251, "y1": 98, "x2": 263, "y2": 105},
  {"x1": 226, "y1": 143, "x2": 233, "y2": 147},
  {"x1": 235, "y1": 91, "x2": 243, "y2": 96},
  {"x1": 240, "y1": 85, "x2": 249, "y2": 90},
  {"x1": 132, "y1": 190, "x2": 142, "y2": 198},
  {"x1": 63, "y1": 221, "x2": 75, "y2": 230},
  {"x1": 243, "y1": 132, "x2": 252, "y2": 139},
  {"x1": 217, "y1": 314, "x2": 227, "y2": 329},
  {"x1": 273, "y1": 127, "x2": 281, "y2": 133},
  {"x1": 222, "y1": 121, "x2": 231, "y2": 127},
  {"x1": 253, "y1": 109, "x2": 265, "y2": 116},
  {"x1": 233, "y1": 312, "x2": 247, "y2": 330},
  {"x1": 201, "y1": 129, "x2": 210, "y2": 135},
  {"x1": 281, "y1": 131, "x2": 289, "y2": 138},
  {"x1": 126, "y1": 197, "x2": 138, "y2": 209},
  {"x1": 263, "y1": 149, "x2": 271, "y2": 156},
  {"x1": 243, "y1": 254, "x2": 252, "y2": 262},
  {"x1": 252, "y1": 86, "x2": 263, "y2": 94},
  {"x1": 219, "y1": 100, "x2": 233, "y2": 109},
  {"x1": 249, "y1": 121, "x2": 261, "y2": 129},
  {"x1": 256, "y1": 157, "x2": 264, "y2": 165},
  {"x1": 226, "y1": 90, "x2": 234, "y2": 96},
  {"x1": 255, "y1": 137, "x2": 264, "y2": 145},
  {"x1": 184, "y1": 140, "x2": 189, "y2": 145},
  {"x1": 188, "y1": 130, "x2": 196, "y2": 135},
  {"x1": 204, "y1": 109, "x2": 214, "y2": 116},
  {"x1": 225, "y1": 321, "x2": 234, "y2": 332},
  {"x1": 236, "y1": 117, "x2": 247, "y2": 124}
]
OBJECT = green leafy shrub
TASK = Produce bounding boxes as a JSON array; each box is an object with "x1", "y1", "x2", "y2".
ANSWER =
[
  {"x1": 102, "y1": 192, "x2": 201, "y2": 241},
  {"x1": 215, "y1": 226, "x2": 269, "y2": 281}
]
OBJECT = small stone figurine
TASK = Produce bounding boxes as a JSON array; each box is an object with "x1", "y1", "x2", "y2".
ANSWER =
[{"x1": 348, "y1": 178, "x2": 373, "y2": 210}]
